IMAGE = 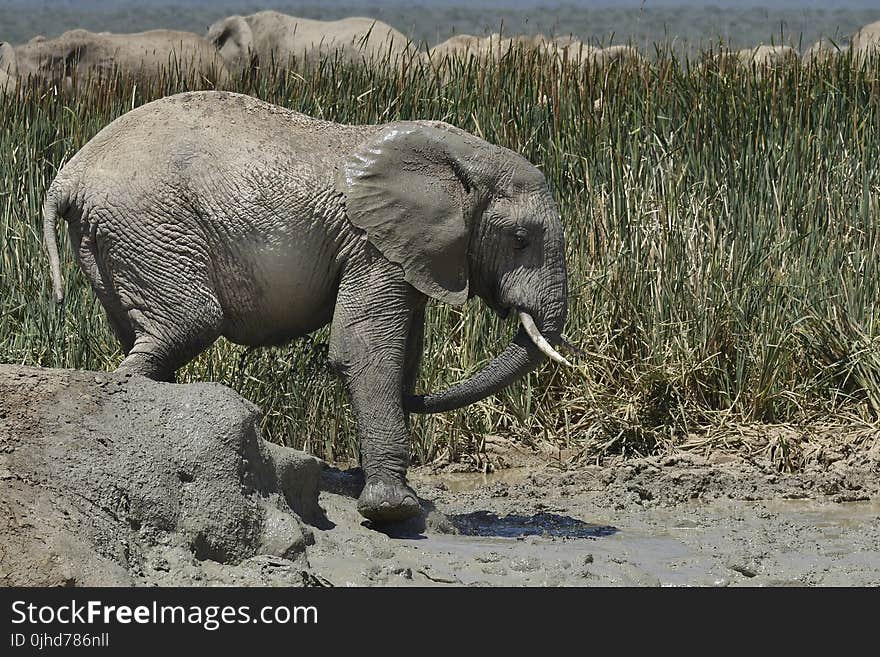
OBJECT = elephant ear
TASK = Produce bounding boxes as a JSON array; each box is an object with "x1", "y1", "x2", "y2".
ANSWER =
[
  {"x1": 207, "y1": 16, "x2": 253, "y2": 72},
  {"x1": 336, "y1": 124, "x2": 478, "y2": 305}
]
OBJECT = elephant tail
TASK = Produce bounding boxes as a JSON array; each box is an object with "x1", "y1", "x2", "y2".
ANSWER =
[{"x1": 42, "y1": 189, "x2": 67, "y2": 305}]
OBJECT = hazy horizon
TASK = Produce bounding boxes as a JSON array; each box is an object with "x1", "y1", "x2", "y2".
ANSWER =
[
  {"x1": 1, "y1": 1, "x2": 877, "y2": 54},
  {"x1": 2, "y1": 1, "x2": 878, "y2": 6}
]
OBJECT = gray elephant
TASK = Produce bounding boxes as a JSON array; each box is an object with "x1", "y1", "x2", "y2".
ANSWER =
[
  {"x1": 4, "y1": 29, "x2": 228, "y2": 86},
  {"x1": 586, "y1": 45, "x2": 645, "y2": 67},
  {"x1": 537, "y1": 40, "x2": 644, "y2": 70},
  {"x1": 724, "y1": 44, "x2": 796, "y2": 69},
  {"x1": 425, "y1": 34, "x2": 641, "y2": 70},
  {"x1": 852, "y1": 20, "x2": 880, "y2": 66},
  {"x1": 423, "y1": 34, "x2": 543, "y2": 83},
  {"x1": 802, "y1": 38, "x2": 843, "y2": 65},
  {"x1": 426, "y1": 33, "x2": 540, "y2": 63},
  {"x1": 705, "y1": 44, "x2": 795, "y2": 77},
  {"x1": 426, "y1": 33, "x2": 499, "y2": 62},
  {"x1": 0, "y1": 42, "x2": 16, "y2": 94},
  {"x1": 43, "y1": 91, "x2": 571, "y2": 523},
  {"x1": 743, "y1": 45, "x2": 796, "y2": 67},
  {"x1": 207, "y1": 11, "x2": 411, "y2": 74}
]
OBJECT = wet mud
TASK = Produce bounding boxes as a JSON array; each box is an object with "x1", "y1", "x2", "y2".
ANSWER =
[{"x1": 308, "y1": 454, "x2": 880, "y2": 586}]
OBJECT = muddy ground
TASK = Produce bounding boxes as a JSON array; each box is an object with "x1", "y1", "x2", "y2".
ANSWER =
[
  {"x1": 3, "y1": 364, "x2": 878, "y2": 586},
  {"x1": 309, "y1": 439, "x2": 880, "y2": 586}
]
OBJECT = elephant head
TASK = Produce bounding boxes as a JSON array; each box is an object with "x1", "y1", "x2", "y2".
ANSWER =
[
  {"x1": 206, "y1": 15, "x2": 254, "y2": 74},
  {"x1": 336, "y1": 122, "x2": 570, "y2": 414}
]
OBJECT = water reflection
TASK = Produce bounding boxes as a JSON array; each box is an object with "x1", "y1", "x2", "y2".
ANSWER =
[{"x1": 451, "y1": 510, "x2": 618, "y2": 539}]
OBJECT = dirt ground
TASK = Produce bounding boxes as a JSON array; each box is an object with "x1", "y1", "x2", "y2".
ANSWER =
[{"x1": 307, "y1": 436, "x2": 880, "y2": 586}]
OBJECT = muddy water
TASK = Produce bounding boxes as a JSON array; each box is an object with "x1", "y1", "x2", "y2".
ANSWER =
[
  {"x1": 421, "y1": 468, "x2": 534, "y2": 493},
  {"x1": 307, "y1": 465, "x2": 880, "y2": 586}
]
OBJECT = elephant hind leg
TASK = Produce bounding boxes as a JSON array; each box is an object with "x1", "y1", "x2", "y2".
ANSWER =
[
  {"x1": 105, "y1": 306, "x2": 136, "y2": 356},
  {"x1": 69, "y1": 215, "x2": 135, "y2": 352},
  {"x1": 116, "y1": 297, "x2": 224, "y2": 383},
  {"x1": 83, "y1": 209, "x2": 225, "y2": 381},
  {"x1": 107, "y1": 258, "x2": 224, "y2": 382},
  {"x1": 117, "y1": 344, "x2": 178, "y2": 382}
]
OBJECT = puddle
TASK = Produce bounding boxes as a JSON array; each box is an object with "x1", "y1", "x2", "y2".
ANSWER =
[
  {"x1": 450, "y1": 510, "x2": 617, "y2": 539},
  {"x1": 765, "y1": 499, "x2": 880, "y2": 529}
]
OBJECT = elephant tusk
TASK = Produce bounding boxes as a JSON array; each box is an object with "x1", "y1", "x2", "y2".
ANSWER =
[{"x1": 518, "y1": 311, "x2": 573, "y2": 367}]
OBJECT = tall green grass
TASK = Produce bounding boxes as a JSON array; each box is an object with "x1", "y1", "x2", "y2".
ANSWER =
[{"x1": 1, "y1": 47, "x2": 879, "y2": 465}]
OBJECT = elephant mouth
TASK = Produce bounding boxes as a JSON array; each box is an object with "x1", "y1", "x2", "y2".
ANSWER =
[
  {"x1": 488, "y1": 299, "x2": 568, "y2": 365},
  {"x1": 493, "y1": 304, "x2": 511, "y2": 320},
  {"x1": 516, "y1": 311, "x2": 571, "y2": 366},
  {"x1": 486, "y1": 288, "x2": 511, "y2": 319}
]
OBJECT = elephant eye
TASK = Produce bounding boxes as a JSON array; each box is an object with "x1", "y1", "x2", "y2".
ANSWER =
[{"x1": 513, "y1": 227, "x2": 529, "y2": 250}]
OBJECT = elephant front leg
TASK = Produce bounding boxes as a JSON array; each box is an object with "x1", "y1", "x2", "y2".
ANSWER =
[
  {"x1": 402, "y1": 303, "x2": 426, "y2": 428},
  {"x1": 329, "y1": 263, "x2": 423, "y2": 522}
]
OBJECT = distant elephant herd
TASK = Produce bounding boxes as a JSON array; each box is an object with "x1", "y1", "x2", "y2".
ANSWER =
[{"x1": 2, "y1": 10, "x2": 880, "y2": 94}]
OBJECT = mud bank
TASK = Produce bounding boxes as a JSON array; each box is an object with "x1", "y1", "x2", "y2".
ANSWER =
[{"x1": 0, "y1": 364, "x2": 322, "y2": 586}]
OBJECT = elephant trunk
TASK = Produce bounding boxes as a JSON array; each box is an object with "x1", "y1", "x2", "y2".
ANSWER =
[{"x1": 404, "y1": 311, "x2": 566, "y2": 414}]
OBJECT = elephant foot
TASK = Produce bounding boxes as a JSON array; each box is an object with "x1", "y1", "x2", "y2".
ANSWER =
[{"x1": 357, "y1": 478, "x2": 421, "y2": 522}]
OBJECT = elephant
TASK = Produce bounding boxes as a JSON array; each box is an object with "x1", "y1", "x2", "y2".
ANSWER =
[
  {"x1": 533, "y1": 39, "x2": 643, "y2": 69},
  {"x1": 706, "y1": 44, "x2": 796, "y2": 76},
  {"x1": 425, "y1": 34, "x2": 495, "y2": 62},
  {"x1": 206, "y1": 11, "x2": 411, "y2": 75},
  {"x1": 424, "y1": 34, "x2": 641, "y2": 75},
  {"x1": 852, "y1": 20, "x2": 880, "y2": 67},
  {"x1": 534, "y1": 34, "x2": 593, "y2": 63},
  {"x1": 426, "y1": 33, "x2": 539, "y2": 63},
  {"x1": 802, "y1": 38, "x2": 843, "y2": 65},
  {"x1": 423, "y1": 33, "x2": 547, "y2": 81},
  {"x1": 586, "y1": 45, "x2": 646, "y2": 68},
  {"x1": 4, "y1": 29, "x2": 228, "y2": 87},
  {"x1": 734, "y1": 45, "x2": 797, "y2": 68},
  {"x1": 42, "y1": 91, "x2": 571, "y2": 523},
  {"x1": 0, "y1": 42, "x2": 16, "y2": 95}
]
